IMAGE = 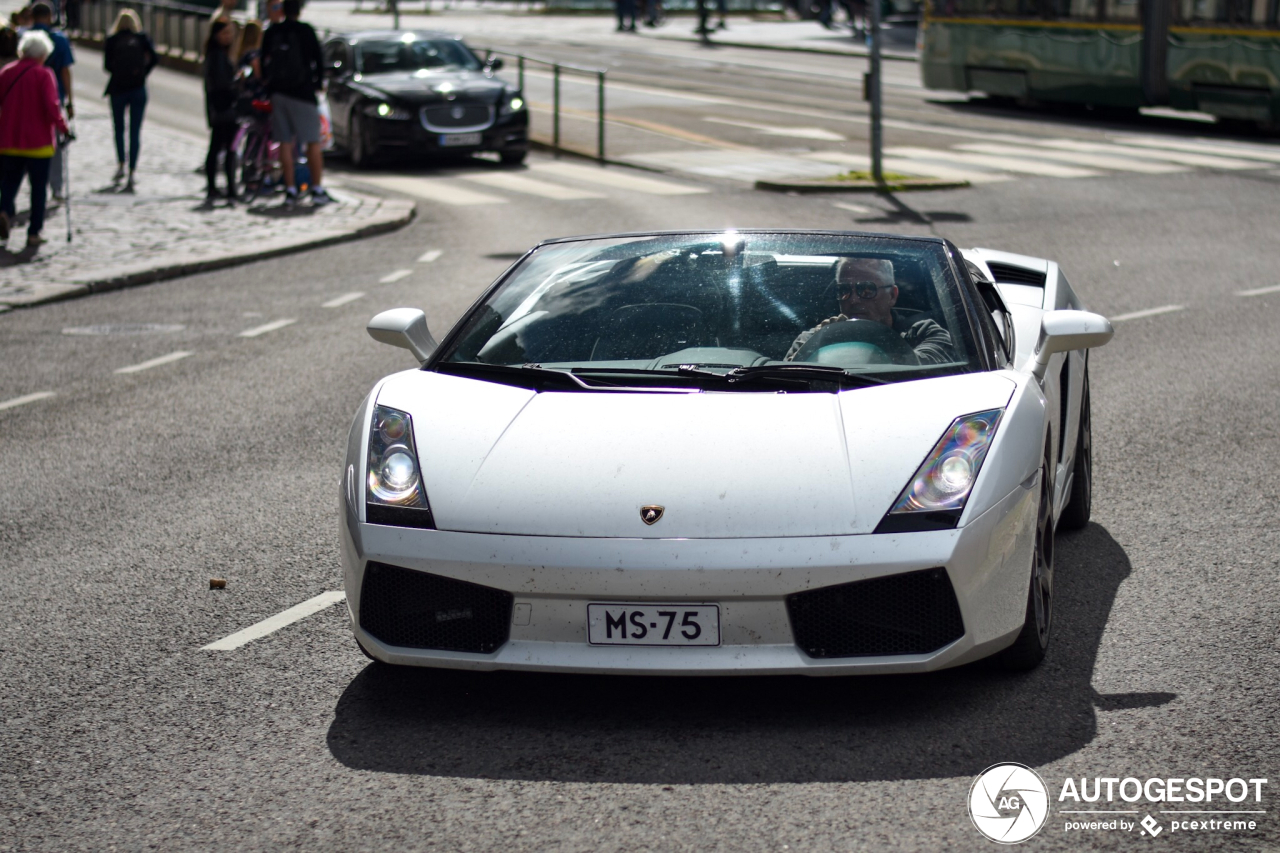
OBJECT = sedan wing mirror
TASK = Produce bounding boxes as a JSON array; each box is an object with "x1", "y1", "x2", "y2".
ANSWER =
[
  {"x1": 367, "y1": 308, "x2": 438, "y2": 364},
  {"x1": 1031, "y1": 310, "x2": 1113, "y2": 379},
  {"x1": 486, "y1": 56, "x2": 504, "y2": 72}
]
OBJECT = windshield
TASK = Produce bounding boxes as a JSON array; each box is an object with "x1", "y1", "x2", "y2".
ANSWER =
[
  {"x1": 356, "y1": 37, "x2": 481, "y2": 74},
  {"x1": 438, "y1": 233, "x2": 981, "y2": 388}
]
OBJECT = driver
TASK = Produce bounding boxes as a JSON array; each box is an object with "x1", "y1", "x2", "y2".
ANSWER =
[{"x1": 784, "y1": 257, "x2": 953, "y2": 364}]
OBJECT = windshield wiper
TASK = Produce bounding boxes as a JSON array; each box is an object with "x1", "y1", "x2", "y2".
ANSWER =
[
  {"x1": 725, "y1": 364, "x2": 890, "y2": 387},
  {"x1": 436, "y1": 361, "x2": 586, "y2": 388}
]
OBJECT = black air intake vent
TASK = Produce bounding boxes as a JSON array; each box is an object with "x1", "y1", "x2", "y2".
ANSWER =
[
  {"x1": 786, "y1": 568, "x2": 965, "y2": 658},
  {"x1": 359, "y1": 562, "x2": 513, "y2": 654},
  {"x1": 986, "y1": 262, "x2": 1047, "y2": 287}
]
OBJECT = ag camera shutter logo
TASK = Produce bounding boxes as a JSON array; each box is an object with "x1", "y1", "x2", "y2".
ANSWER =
[{"x1": 969, "y1": 763, "x2": 1050, "y2": 844}]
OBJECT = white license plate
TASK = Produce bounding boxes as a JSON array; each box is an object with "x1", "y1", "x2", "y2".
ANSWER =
[
  {"x1": 439, "y1": 132, "x2": 483, "y2": 147},
  {"x1": 587, "y1": 604, "x2": 720, "y2": 647}
]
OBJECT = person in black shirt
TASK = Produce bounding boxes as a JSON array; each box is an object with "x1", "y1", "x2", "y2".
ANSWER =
[
  {"x1": 785, "y1": 257, "x2": 954, "y2": 365},
  {"x1": 103, "y1": 9, "x2": 157, "y2": 191},
  {"x1": 259, "y1": 0, "x2": 328, "y2": 207},
  {"x1": 203, "y1": 19, "x2": 238, "y2": 205}
]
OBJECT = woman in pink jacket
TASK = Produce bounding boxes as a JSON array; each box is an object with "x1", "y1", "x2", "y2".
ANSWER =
[{"x1": 0, "y1": 30, "x2": 70, "y2": 248}]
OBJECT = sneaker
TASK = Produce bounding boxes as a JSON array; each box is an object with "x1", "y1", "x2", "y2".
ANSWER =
[
  {"x1": 112, "y1": 163, "x2": 125, "y2": 183},
  {"x1": 26, "y1": 232, "x2": 45, "y2": 248},
  {"x1": 283, "y1": 187, "x2": 299, "y2": 209},
  {"x1": 0, "y1": 211, "x2": 9, "y2": 241},
  {"x1": 310, "y1": 186, "x2": 332, "y2": 207}
]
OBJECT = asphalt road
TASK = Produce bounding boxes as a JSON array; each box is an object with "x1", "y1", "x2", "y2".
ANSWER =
[{"x1": 2, "y1": 22, "x2": 1279, "y2": 852}]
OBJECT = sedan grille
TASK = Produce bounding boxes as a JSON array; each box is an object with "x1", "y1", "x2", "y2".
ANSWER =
[
  {"x1": 420, "y1": 103, "x2": 495, "y2": 133},
  {"x1": 786, "y1": 568, "x2": 965, "y2": 658},
  {"x1": 359, "y1": 561, "x2": 513, "y2": 654}
]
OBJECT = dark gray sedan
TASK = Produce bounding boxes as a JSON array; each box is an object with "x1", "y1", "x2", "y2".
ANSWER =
[{"x1": 323, "y1": 31, "x2": 529, "y2": 167}]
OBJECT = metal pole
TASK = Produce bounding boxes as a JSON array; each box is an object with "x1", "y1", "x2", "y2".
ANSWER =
[
  {"x1": 518, "y1": 55, "x2": 524, "y2": 93},
  {"x1": 552, "y1": 63, "x2": 561, "y2": 159},
  {"x1": 869, "y1": 0, "x2": 883, "y2": 186},
  {"x1": 392, "y1": 0, "x2": 400, "y2": 30},
  {"x1": 596, "y1": 70, "x2": 605, "y2": 164}
]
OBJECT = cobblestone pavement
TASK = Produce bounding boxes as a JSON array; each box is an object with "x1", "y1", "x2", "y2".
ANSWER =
[{"x1": 0, "y1": 101, "x2": 414, "y2": 312}]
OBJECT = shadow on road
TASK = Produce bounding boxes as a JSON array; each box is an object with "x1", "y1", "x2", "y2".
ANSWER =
[{"x1": 327, "y1": 524, "x2": 1169, "y2": 783}]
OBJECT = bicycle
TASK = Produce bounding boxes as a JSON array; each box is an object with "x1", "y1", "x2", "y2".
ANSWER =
[{"x1": 232, "y1": 98, "x2": 281, "y2": 200}]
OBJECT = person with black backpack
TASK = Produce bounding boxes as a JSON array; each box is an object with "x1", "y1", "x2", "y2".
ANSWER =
[
  {"x1": 103, "y1": 9, "x2": 156, "y2": 192},
  {"x1": 259, "y1": 0, "x2": 328, "y2": 208}
]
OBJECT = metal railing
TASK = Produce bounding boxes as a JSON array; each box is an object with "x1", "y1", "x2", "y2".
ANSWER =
[
  {"x1": 482, "y1": 48, "x2": 608, "y2": 163},
  {"x1": 77, "y1": 0, "x2": 216, "y2": 59}
]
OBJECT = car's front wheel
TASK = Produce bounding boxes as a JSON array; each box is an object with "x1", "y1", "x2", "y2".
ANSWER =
[
  {"x1": 1059, "y1": 370, "x2": 1092, "y2": 531},
  {"x1": 998, "y1": 453, "x2": 1054, "y2": 671},
  {"x1": 500, "y1": 148, "x2": 528, "y2": 166}
]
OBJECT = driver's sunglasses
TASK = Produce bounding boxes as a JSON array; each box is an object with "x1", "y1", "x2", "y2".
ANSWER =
[{"x1": 838, "y1": 281, "x2": 894, "y2": 300}]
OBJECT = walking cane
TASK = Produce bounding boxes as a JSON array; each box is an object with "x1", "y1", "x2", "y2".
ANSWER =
[{"x1": 63, "y1": 122, "x2": 73, "y2": 243}]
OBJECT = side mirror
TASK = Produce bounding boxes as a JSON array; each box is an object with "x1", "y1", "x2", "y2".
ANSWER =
[
  {"x1": 367, "y1": 308, "x2": 438, "y2": 364},
  {"x1": 487, "y1": 56, "x2": 504, "y2": 72},
  {"x1": 1031, "y1": 310, "x2": 1113, "y2": 379}
]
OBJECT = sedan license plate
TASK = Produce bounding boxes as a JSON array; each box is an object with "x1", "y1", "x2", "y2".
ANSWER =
[
  {"x1": 439, "y1": 132, "x2": 483, "y2": 147},
  {"x1": 587, "y1": 604, "x2": 720, "y2": 647}
]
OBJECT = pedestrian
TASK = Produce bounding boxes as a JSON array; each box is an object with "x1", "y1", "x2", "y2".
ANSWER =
[
  {"x1": 203, "y1": 19, "x2": 238, "y2": 205},
  {"x1": 615, "y1": 0, "x2": 637, "y2": 31},
  {"x1": 0, "y1": 26, "x2": 19, "y2": 65},
  {"x1": 0, "y1": 30, "x2": 70, "y2": 249},
  {"x1": 235, "y1": 18, "x2": 263, "y2": 76},
  {"x1": 14, "y1": 7, "x2": 33, "y2": 32},
  {"x1": 260, "y1": 0, "x2": 329, "y2": 208},
  {"x1": 28, "y1": 2, "x2": 72, "y2": 205},
  {"x1": 103, "y1": 9, "x2": 157, "y2": 192}
]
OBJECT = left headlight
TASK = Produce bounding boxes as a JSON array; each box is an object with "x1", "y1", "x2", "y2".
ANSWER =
[
  {"x1": 370, "y1": 102, "x2": 412, "y2": 120},
  {"x1": 366, "y1": 405, "x2": 435, "y2": 528},
  {"x1": 875, "y1": 408, "x2": 1003, "y2": 533},
  {"x1": 499, "y1": 92, "x2": 525, "y2": 115}
]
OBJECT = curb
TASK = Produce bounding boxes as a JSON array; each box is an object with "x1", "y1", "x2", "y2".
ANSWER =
[
  {"x1": 0, "y1": 199, "x2": 415, "y2": 312},
  {"x1": 754, "y1": 177, "x2": 969, "y2": 192}
]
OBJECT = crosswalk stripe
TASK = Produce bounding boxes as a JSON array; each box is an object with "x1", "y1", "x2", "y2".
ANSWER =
[
  {"x1": 804, "y1": 150, "x2": 1012, "y2": 183},
  {"x1": 530, "y1": 161, "x2": 707, "y2": 195},
  {"x1": 356, "y1": 175, "x2": 506, "y2": 205},
  {"x1": 1114, "y1": 136, "x2": 1280, "y2": 164},
  {"x1": 461, "y1": 172, "x2": 606, "y2": 200},
  {"x1": 1037, "y1": 140, "x2": 1261, "y2": 170},
  {"x1": 956, "y1": 142, "x2": 1186, "y2": 174},
  {"x1": 887, "y1": 146, "x2": 1101, "y2": 178}
]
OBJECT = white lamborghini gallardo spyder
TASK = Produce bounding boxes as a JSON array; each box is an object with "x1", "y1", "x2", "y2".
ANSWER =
[{"x1": 341, "y1": 230, "x2": 1112, "y2": 675}]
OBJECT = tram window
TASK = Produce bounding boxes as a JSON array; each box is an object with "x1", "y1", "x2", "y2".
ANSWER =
[
  {"x1": 1109, "y1": 0, "x2": 1139, "y2": 19},
  {"x1": 1177, "y1": 0, "x2": 1270, "y2": 23}
]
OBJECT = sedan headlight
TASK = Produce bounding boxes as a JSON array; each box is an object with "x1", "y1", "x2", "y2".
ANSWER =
[
  {"x1": 499, "y1": 92, "x2": 525, "y2": 116},
  {"x1": 370, "y1": 102, "x2": 412, "y2": 120},
  {"x1": 366, "y1": 405, "x2": 434, "y2": 528},
  {"x1": 875, "y1": 409, "x2": 1003, "y2": 533}
]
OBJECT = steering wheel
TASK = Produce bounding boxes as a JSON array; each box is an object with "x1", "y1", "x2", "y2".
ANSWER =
[{"x1": 792, "y1": 318, "x2": 919, "y2": 366}]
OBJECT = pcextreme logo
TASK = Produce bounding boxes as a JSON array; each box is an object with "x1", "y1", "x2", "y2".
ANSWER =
[
  {"x1": 968, "y1": 765, "x2": 1270, "y2": 844},
  {"x1": 969, "y1": 763, "x2": 1051, "y2": 844}
]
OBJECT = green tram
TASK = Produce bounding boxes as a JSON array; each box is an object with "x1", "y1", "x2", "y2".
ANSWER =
[{"x1": 920, "y1": 0, "x2": 1280, "y2": 128}]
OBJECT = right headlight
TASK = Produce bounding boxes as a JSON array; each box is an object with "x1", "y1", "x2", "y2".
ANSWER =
[
  {"x1": 875, "y1": 408, "x2": 1003, "y2": 533},
  {"x1": 365, "y1": 405, "x2": 435, "y2": 528},
  {"x1": 499, "y1": 92, "x2": 525, "y2": 115}
]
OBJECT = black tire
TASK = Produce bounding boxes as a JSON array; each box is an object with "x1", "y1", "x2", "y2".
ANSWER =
[
  {"x1": 349, "y1": 110, "x2": 376, "y2": 169},
  {"x1": 998, "y1": 453, "x2": 1054, "y2": 671},
  {"x1": 499, "y1": 148, "x2": 528, "y2": 166},
  {"x1": 1059, "y1": 371, "x2": 1092, "y2": 531}
]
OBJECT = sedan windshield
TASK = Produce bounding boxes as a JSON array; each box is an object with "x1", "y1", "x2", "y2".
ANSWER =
[
  {"x1": 439, "y1": 233, "x2": 981, "y2": 388},
  {"x1": 356, "y1": 37, "x2": 481, "y2": 74}
]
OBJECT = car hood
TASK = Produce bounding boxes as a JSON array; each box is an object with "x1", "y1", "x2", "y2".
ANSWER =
[
  {"x1": 357, "y1": 70, "x2": 506, "y2": 104},
  {"x1": 375, "y1": 371, "x2": 1017, "y2": 538}
]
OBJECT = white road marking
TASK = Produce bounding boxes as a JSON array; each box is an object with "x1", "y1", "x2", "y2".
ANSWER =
[
  {"x1": 530, "y1": 161, "x2": 707, "y2": 195},
  {"x1": 0, "y1": 390, "x2": 55, "y2": 411},
  {"x1": 201, "y1": 590, "x2": 347, "y2": 651},
  {"x1": 322, "y1": 292, "x2": 365, "y2": 308},
  {"x1": 1110, "y1": 304, "x2": 1186, "y2": 322},
  {"x1": 832, "y1": 201, "x2": 872, "y2": 213},
  {"x1": 887, "y1": 146, "x2": 1102, "y2": 178},
  {"x1": 1114, "y1": 136, "x2": 1280, "y2": 164},
  {"x1": 417, "y1": 249, "x2": 443, "y2": 263},
  {"x1": 1038, "y1": 140, "x2": 1261, "y2": 170},
  {"x1": 379, "y1": 269, "x2": 413, "y2": 284},
  {"x1": 114, "y1": 350, "x2": 193, "y2": 374},
  {"x1": 703, "y1": 116, "x2": 846, "y2": 141},
  {"x1": 461, "y1": 172, "x2": 606, "y2": 200},
  {"x1": 356, "y1": 174, "x2": 506, "y2": 205},
  {"x1": 238, "y1": 318, "x2": 296, "y2": 338},
  {"x1": 956, "y1": 142, "x2": 1185, "y2": 174},
  {"x1": 1237, "y1": 283, "x2": 1280, "y2": 297}
]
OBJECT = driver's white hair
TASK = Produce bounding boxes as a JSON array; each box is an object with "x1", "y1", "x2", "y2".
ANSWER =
[
  {"x1": 836, "y1": 257, "x2": 895, "y2": 286},
  {"x1": 18, "y1": 29, "x2": 53, "y2": 61}
]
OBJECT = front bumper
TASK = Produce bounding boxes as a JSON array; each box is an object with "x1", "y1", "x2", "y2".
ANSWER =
[
  {"x1": 367, "y1": 107, "x2": 528, "y2": 156},
  {"x1": 341, "y1": 478, "x2": 1037, "y2": 676}
]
